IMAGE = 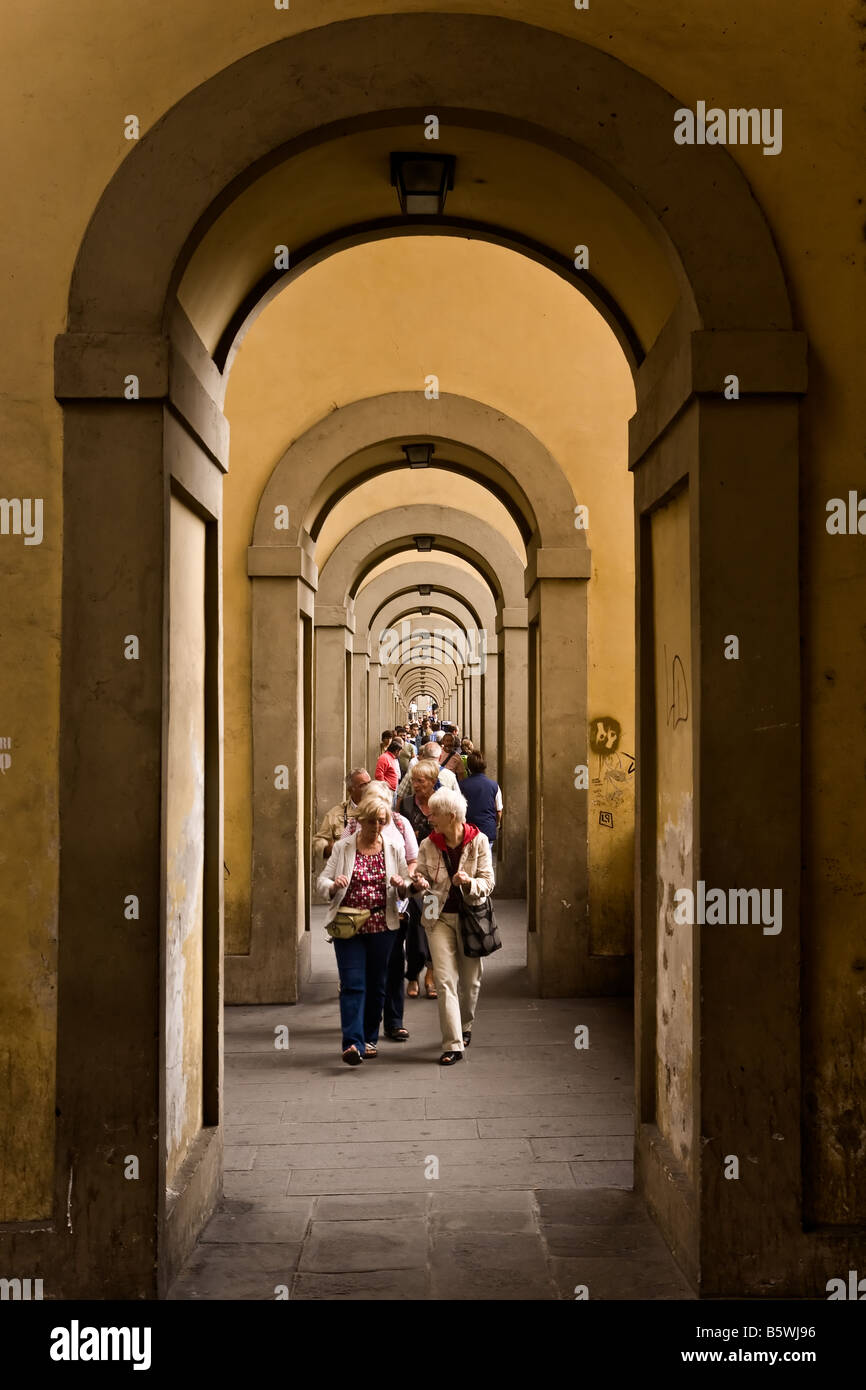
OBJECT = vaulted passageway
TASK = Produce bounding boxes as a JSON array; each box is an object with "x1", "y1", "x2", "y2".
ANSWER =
[{"x1": 6, "y1": 10, "x2": 828, "y2": 1303}]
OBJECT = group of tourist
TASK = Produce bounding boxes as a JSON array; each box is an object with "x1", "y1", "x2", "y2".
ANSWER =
[{"x1": 314, "y1": 720, "x2": 503, "y2": 1067}]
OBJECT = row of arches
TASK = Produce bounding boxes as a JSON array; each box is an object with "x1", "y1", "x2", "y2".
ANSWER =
[{"x1": 19, "y1": 12, "x2": 813, "y2": 1299}]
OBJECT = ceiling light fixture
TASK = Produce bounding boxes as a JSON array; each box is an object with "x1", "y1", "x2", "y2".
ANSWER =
[
  {"x1": 402, "y1": 443, "x2": 435, "y2": 469},
  {"x1": 390, "y1": 152, "x2": 456, "y2": 216}
]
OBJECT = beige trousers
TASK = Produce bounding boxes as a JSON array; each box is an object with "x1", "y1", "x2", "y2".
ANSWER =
[{"x1": 425, "y1": 911, "x2": 483, "y2": 1052}]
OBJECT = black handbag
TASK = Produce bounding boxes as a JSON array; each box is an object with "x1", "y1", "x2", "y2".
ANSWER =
[{"x1": 455, "y1": 891, "x2": 502, "y2": 958}]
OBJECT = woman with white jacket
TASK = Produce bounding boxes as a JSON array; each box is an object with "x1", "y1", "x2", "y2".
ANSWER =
[
  {"x1": 317, "y1": 790, "x2": 410, "y2": 1065},
  {"x1": 410, "y1": 787, "x2": 495, "y2": 1065}
]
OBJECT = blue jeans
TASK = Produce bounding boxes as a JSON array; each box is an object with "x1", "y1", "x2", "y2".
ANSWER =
[{"x1": 333, "y1": 930, "x2": 398, "y2": 1053}]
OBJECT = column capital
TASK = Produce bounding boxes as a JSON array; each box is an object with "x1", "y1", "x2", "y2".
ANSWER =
[
  {"x1": 524, "y1": 547, "x2": 591, "y2": 593},
  {"x1": 496, "y1": 606, "x2": 529, "y2": 632},
  {"x1": 247, "y1": 545, "x2": 318, "y2": 590},
  {"x1": 630, "y1": 328, "x2": 807, "y2": 469},
  {"x1": 315, "y1": 605, "x2": 355, "y2": 633},
  {"x1": 54, "y1": 331, "x2": 230, "y2": 469}
]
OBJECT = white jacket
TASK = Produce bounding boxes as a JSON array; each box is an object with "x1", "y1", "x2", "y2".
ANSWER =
[{"x1": 317, "y1": 831, "x2": 410, "y2": 932}]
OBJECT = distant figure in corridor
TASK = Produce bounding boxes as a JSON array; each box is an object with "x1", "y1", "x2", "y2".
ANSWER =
[
  {"x1": 460, "y1": 751, "x2": 502, "y2": 846},
  {"x1": 411, "y1": 787, "x2": 495, "y2": 1065},
  {"x1": 438, "y1": 731, "x2": 467, "y2": 782},
  {"x1": 395, "y1": 741, "x2": 458, "y2": 804},
  {"x1": 318, "y1": 790, "x2": 410, "y2": 1066},
  {"x1": 375, "y1": 738, "x2": 402, "y2": 797}
]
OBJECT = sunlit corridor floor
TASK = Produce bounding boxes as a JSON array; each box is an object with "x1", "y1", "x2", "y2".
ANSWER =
[{"x1": 168, "y1": 902, "x2": 694, "y2": 1300}]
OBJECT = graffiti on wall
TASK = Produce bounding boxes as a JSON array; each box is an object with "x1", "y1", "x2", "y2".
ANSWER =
[
  {"x1": 589, "y1": 716, "x2": 635, "y2": 826},
  {"x1": 664, "y1": 646, "x2": 689, "y2": 729}
]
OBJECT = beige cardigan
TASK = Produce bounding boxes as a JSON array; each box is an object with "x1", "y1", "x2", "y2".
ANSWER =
[{"x1": 413, "y1": 829, "x2": 494, "y2": 918}]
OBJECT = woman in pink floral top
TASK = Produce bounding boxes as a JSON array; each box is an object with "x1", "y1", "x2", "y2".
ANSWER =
[{"x1": 317, "y1": 791, "x2": 411, "y2": 1065}]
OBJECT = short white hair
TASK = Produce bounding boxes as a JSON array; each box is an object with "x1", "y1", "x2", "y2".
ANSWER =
[{"x1": 428, "y1": 787, "x2": 468, "y2": 824}]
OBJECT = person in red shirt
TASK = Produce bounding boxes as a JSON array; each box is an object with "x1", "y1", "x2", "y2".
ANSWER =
[{"x1": 375, "y1": 738, "x2": 402, "y2": 794}]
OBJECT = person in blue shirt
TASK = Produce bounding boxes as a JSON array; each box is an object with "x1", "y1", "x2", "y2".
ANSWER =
[{"x1": 460, "y1": 751, "x2": 502, "y2": 844}]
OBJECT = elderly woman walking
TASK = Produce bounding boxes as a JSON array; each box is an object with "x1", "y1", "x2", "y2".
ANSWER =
[
  {"x1": 411, "y1": 787, "x2": 495, "y2": 1065},
  {"x1": 398, "y1": 757, "x2": 444, "y2": 998},
  {"x1": 318, "y1": 790, "x2": 411, "y2": 1065}
]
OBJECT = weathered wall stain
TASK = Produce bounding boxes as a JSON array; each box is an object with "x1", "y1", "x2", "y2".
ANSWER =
[{"x1": 652, "y1": 488, "x2": 694, "y2": 1178}]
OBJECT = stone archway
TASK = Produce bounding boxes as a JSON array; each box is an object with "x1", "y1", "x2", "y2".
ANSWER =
[{"x1": 44, "y1": 12, "x2": 805, "y2": 1298}]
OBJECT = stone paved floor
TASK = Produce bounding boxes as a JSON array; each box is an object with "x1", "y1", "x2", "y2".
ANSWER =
[{"x1": 168, "y1": 902, "x2": 694, "y2": 1300}]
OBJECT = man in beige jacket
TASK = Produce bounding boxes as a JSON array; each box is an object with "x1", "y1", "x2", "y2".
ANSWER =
[{"x1": 313, "y1": 768, "x2": 371, "y2": 865}]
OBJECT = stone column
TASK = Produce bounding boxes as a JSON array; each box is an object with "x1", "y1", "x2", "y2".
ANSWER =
[
  {"x1": 482, "y1": 635, "x2": 499, "y2": 771},
  {"x1": 496, "y1": 610, "x2": 528, "y2": 898},
  {"x1": 630, "y1": 328, "x2": 807, "y2": 1295},
  {"x1": 234, "y1": 561, "x2": 316, "y2": 1005},
  {"x1": 53, "y1": 329, "x2": 227, "y2": 1295},
  {"x1": 314, "y1": 607, "x2": 354, "y2": 826},
  {"x1": 524, "y1": 549, "x2": 622, "y2": 997},
  {"x1": 468, "y1": 670, "x2": 481, "y2": 745},
  {"x1": 377, "y1": 672, "x2": 390, "y2": 749},
  {"x1": 350, "y1": 641, "x2": 369, "y2": 771},
  {"x1": 366, "y1": 658, "x2": 380, "y2": 768}
]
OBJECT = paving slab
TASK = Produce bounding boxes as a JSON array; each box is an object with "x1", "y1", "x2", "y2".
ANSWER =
[
  {"x1": 532, "y1": 1135, "x2": 633, "y2": 1161},
  {"x1": 253, "y1": 1137, "x2": 532, "y2": 1169},
  {"x1": 548, "y1": 1255, "x2": 696, "y2": 1301},
  {"x1": 227, "y1": 1118, "x2": 479, "y2": 1145},
  {"x1": 536, "y1": 1188, "x2": 649, "y2": 1225},
  {"x1": 430, "y1": 1231, "x2": 557, "y2": 1301},
  {"x1": 430, "y1": 1189, "x2": 538, "y2": 1234},
  {"x1": 569, "y1": 1160, "x2": 634, "y2": 1187},
  {"x1": 287, "y1": 1160, "x2": 577, "y2": 1194},
  {"x1": 480, "y1": 1114, "x2": 633, "y2": 1138},
  {"x1": 540, "y1": 1222, "x2": 677, "y2": 1258},
  {"x1": 291, "y1": 1269, "x2": 429, "y2": 1300},
  {"x1": 299, "y1": 1219, "x2": 428, "y2": 1272},
  {"x1": 200, "y1": 1207, "x2": 312, "y2": 1244},
  {"x1": 426, "y1": 1092, "x2": 632, "y2": 1119},
  {"x1": 314, "y1": 1193, "x2": 429, "y2": 1221},
  {"x1": 166, "y1": 1243, "x2": 303, "y2": 1301}
]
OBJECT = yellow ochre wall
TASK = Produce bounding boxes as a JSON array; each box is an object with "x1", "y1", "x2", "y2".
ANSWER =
[{"x1": 0, "y1": 1, "x2": 862, "y2": 1223}]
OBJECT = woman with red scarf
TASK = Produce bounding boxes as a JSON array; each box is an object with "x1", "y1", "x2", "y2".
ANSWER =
[{"x1": 410, "y1": 787, "x2": 494, "y2": 1065}]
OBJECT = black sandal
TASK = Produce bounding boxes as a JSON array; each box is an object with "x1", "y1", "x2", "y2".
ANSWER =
[
  {"x1": 462, "y1": 1031, "x2": 472, "y2": 1047},
  {"x1": 385, "y1": 1028, "x2": 410, "y2": 1041},
  {"x1": 341, "y1": 1046, "x2": 363, "y2": 1066},
  {"x1": 439, "y1": 1051, "x2": 463, "y2": 1066}
]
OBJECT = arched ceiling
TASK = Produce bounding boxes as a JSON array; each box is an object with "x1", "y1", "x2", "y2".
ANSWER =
[
  {"x1": 176, "y1": 119, "x2": 678, "y2": 368},
  {"x1": 359, "y1": 551, "x2": 481, "y2": 594},
  {"x1": 315, "y1": 466, "x2": 524, "y2": 569}
]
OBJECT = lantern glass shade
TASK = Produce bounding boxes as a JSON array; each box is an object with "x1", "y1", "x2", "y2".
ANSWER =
[
  {"x1": 402, "y1": 443, "x2": 434, "y2": 468},
  {"x1": 390, "y1": 153, "x2": 456, "y2": 215}
]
